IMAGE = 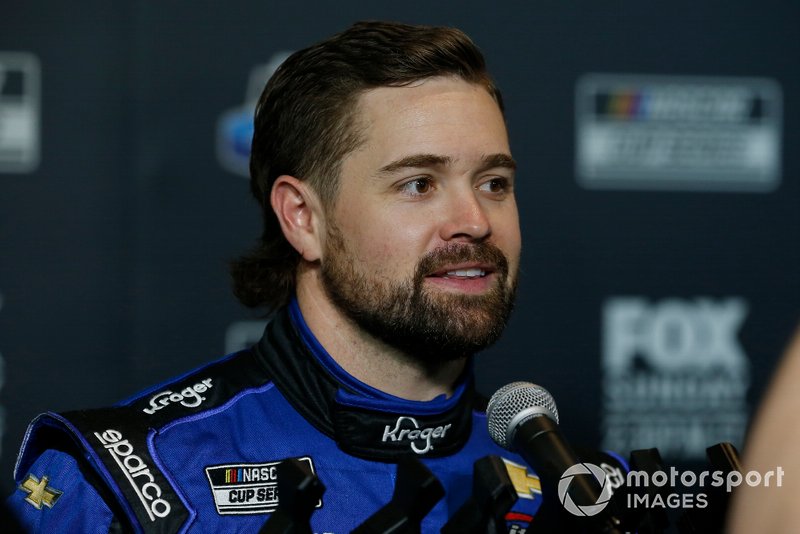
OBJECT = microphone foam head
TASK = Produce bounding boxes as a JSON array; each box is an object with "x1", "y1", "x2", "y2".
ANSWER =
[{"x1": 486, "y1": 382, "x2": 559, "y2": 449}]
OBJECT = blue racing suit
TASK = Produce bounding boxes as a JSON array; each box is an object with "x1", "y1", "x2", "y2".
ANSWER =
[{"x1": 7, "y1": 300, "x2": 543, "y2": 533}]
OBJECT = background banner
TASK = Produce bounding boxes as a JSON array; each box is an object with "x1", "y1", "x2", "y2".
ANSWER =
[{"x1": 1, "y1": 1, "x2": 798, "y2": 490}]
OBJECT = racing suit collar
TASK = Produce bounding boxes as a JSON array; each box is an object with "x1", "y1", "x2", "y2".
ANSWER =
[
  {"x1": 253, "y1": 299, "x2": 475, "y2": 461},
  {"x1": 287, "y1": 298, "x2": 470, "y2": 411}
]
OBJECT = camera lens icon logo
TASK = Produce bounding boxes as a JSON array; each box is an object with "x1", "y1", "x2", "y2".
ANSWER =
[{"x1": 558, "y1": 463, "x2": 613, "y2": 517}]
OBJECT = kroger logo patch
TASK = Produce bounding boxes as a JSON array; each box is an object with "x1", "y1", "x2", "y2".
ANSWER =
[
  {"x1": 142, "y1": 378, "x2": 213, "y2": 415},
  {"x1": 381, "y1": 416, "x2": 452, "y2": 455}
]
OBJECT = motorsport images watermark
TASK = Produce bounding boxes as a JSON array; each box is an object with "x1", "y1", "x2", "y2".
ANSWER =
[{"x1": 558, "y1": 462, "x2": 784, "y2": 516}]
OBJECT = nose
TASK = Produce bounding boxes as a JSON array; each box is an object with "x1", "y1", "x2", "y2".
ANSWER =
[{"x1": 438, "y1": 187, "x2": 491, "y2": 242}]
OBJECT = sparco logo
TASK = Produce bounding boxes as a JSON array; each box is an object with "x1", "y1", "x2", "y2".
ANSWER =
[
  {"x1": 381, "y1": 416, "x2": 451, "y2": 455},
  {"x1": 143, "y1": 378, "x2": 213, "y2": 415},
  {"x1": 94, "y1": 429, "x2": 170, "y2": 520}
]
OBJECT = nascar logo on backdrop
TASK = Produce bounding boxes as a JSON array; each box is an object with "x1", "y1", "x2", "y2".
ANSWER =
[
  {"x1": 601, "y1": 297, "x2": 750, "y2": 460},
  {"x1": 575, "y1": 74, "x2": 782, "y2": 192},
  {"x1": 216, "y1": 52, "x2": 293, "y2": 177},
  {"x1": 0, "y1": 52, "x2": 41, "y2": 173}
]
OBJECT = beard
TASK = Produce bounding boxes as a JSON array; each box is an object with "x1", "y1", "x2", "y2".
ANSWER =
[{"x1": 319, "y1": 221, "x2": 518, "y2": 364}]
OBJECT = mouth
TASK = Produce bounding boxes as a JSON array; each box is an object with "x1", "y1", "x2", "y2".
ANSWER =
[
  {"x1": 425, "y1": 263, "x2": 497, "y2": 292},
  {"x1": 428, "y1": 264, "x2": 495, "y2": 279}
]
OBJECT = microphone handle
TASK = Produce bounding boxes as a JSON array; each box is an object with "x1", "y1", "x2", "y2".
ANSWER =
[
  {"x1": 514, "y1": 415, "x2": 623, "y2": 534},
  {"x1": 515, "y1": 415, "x2": 600, "y2": 501}
]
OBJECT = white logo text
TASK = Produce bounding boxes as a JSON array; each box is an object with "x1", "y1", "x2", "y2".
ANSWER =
[
  {"x1": 94, "y1": 429, "x2": 170, "y2": 521},
  {"x1": 381, "y1": 417, "x2": 451, "y2": 455},
  {"x1": 143, "y1": 378, "x2": 213, "y2": 415}
]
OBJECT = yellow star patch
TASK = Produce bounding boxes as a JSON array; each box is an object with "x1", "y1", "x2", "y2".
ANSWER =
[
  {"x1": 19, "y1": 474, "x2": 63, "y2": 510},
  {"x1": 502, "y1": 458, "x2": 541, "y2": 499}
]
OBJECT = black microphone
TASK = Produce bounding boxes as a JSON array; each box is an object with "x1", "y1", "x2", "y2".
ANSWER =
[
  {"x1": 486, "y1": 382, "x2": 623, "y2": 534},
  {"x1": 351, "y1": 456, "x2": 444, "y2": 534},
  {"x1": 259, "y1": 458, "x2": 325, "y2": 534},
  {"x1": 677, "y1": 442, "x2": 742, "y2": 534},
  {"x1": 441, "y1": 455, "x2": 518, "y2": 534}
]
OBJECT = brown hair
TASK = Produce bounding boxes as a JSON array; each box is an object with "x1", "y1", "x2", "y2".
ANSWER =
[{"x1": 231, "y1": 21, "x2": 503, "y2": 310}]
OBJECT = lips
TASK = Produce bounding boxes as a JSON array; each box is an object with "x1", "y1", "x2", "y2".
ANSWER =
[
  {"x1": 427, "y1": 264, "x2": 495, "y2": 280},
  {"x1": 414, "y1": 243, "x2": 509, "y2": 294},
  {"x1": 444, "y1": 268, "x2": 485, "y2": 278}
]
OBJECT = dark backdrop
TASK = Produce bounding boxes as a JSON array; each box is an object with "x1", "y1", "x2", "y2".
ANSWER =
[{"x1": 1, "y1": 0, "x2": 798, "y2": 493}]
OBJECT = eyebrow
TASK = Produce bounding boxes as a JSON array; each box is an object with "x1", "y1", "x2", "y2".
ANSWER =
[
  {"x1": 480, "y1": 153, "x2": 517, "y2": 173},
  {"x1": 377, "y1": 153, "x2": 516, "y2": 176},
  {"x1": 377, "y1": 154, "x2": 452, "y2": 176}
]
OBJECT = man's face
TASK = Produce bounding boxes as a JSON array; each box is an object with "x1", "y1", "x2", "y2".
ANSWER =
[{"x1": 320, "y1": 76, "x2": 521, "y2": 361}]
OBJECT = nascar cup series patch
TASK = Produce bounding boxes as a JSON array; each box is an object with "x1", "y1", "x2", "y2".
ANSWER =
[{"x1": 205, "y1": 457, "x2": 321, "y2": 515}]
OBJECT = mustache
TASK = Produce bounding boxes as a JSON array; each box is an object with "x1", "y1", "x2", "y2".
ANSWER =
[{"x1": 415, "y1": 242, "x2": 509, "y2": 280}]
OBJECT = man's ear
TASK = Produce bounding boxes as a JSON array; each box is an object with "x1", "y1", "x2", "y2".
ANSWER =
[{"x1": 270, "y1": 175, "x2": 324, "y2": 262}]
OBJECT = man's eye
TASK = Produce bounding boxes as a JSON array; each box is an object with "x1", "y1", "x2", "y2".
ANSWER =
[
  {"x1": 400, "y1": 178, "x2": 433, "y2": 196},
  {"x1": 479, "y1": 177, "x2": 508, "y2": 194}
]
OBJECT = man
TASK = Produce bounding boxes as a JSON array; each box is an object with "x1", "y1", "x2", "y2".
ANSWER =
[{"x1": 7, "y1": 21, "x2": 540, "y2": 532}]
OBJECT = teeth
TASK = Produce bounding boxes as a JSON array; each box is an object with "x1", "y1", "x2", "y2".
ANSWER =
[{"x1": 445, "y1": 268, "x2": 485, "y2": 278}]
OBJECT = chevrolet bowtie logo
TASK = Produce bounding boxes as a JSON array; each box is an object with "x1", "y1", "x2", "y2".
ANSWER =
[
  {"x1": 503, "y1": 458, "x2": 542, "y2": 498},
  {"x1": 19, "y1": 474, "x2": 63, "y2": 510}
]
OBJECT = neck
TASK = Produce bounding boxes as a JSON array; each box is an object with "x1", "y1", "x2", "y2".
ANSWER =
[{"x1": 294, "y1": 267, "x2": 466, "y2": 401}]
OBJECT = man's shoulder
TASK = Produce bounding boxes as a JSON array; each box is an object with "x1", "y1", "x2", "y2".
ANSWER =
[
  {"x1": 11, "y1": 347, "x2": 278, "y2": 531},
  {"x1": 15, "y1": 348, "x2": 277, "y2": 478},
  {"x1": 7, "y1": 440, "x2": 121, "y2": 533},
  {"x1": 117, "y1": 347, "x2": 273, "y2": 421}
]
